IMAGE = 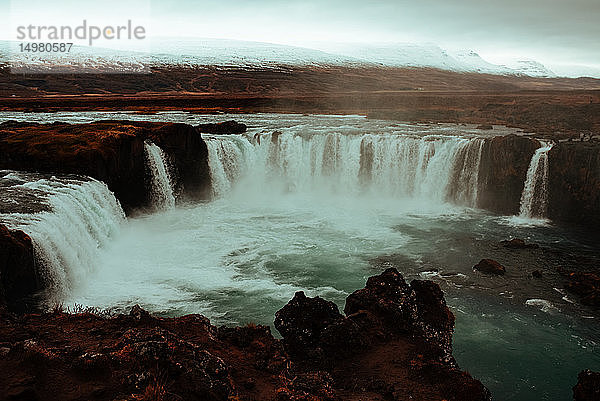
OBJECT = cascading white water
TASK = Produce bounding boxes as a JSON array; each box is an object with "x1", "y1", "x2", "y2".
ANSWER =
[
  {"x1": 449, "y1": 138, "x2": 485, "y2": 207},
  {"x1": 0, "y1": 173, "x2": 125, "y2": 301},
  {"x1": 144, "y1": 142, "x2": 176, "y2": 209},
  {"x1": 206, "y1": 132, "x2": 486, "y2": 207},
  {"x1": 519, "y1": 141, "x2": 553, "y2": 218}
]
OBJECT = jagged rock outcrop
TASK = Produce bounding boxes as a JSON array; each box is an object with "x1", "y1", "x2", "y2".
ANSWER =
[
  {"x1": 477, "y1": 134, "x2": 539, "y2": 214},
  {"x1": 0, "y1": 224, "x2": 36, "y2": 312},
  {"x1": 275, "y1": 268, "x2": 490, "y2": 401},
  {"x1": 548, "y1": 141, "x2": 600, "y2": 228},
  {"x1": 0, "y1": 121, "x2": 211, "y2": 213},
  {"x1": 573, "y1": 370, "x2": 600, "y2": 401},
  {"x1": 0, "y1": 269, "x2": 491, "y2": 401}
]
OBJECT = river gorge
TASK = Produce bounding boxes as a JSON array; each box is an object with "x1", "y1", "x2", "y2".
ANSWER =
[{"x1": 0, "y1": 112, "x2": 599, "y2": 400}]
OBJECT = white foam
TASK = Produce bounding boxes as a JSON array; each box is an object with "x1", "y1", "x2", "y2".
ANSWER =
[{"x1": 525, "y1": 298, "x2": 560, "y2": 313}]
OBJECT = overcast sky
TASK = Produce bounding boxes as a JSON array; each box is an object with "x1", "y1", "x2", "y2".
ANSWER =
[{"x1": 2, "y1": 0, "x2": 599, "y2": 76}]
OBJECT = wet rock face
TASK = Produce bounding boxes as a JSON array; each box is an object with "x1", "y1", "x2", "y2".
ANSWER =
[
  {"x1": 477, "y1": 134, "x2": 539, "y2": 215},
  {"x1": 196, "y1": 120, "x2": 247, "y2": 135},
  {"x1": 0, "y1": 224, "x2": 36, "y2": 312},
  {"x1": 548, "y1": 141, "x2": 600, "y2": 228},
  {"x1": 0, "y1": 121, "x2": 212, "y2": 213},
  {"x1": 410, "y1": 279, "x2": 455, "y2": 362},
  {"x1": 473, "y1": 259, "x2": 506, "y2": 275},
  {"x1": 573, "y1": 370, "x2": 600, "y2": 401}
]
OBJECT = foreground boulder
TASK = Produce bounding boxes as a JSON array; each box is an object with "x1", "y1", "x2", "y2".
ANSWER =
[
  {"x1": 573, "y1": 370, "x2": 600, "y2": 401},
  {"x1": 473, "y1": 259, "x2": 506, "y2": 275},
  {"x1": 275, "y1": 268, "x2": 490, "y2": 400},
  {"x1": 0, "y1": 269, "x2": 490, "y2": 401}
]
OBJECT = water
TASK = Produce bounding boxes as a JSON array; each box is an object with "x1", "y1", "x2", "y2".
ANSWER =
[
  {"x1": 205, "y1": 132, "x2": 486, "y2": 207},
  {"x1": 519, "y1": 141, "x2": 553, "y2": 219},
  {"x1": 0, "y1": 171, "x2": 125, "y2": 302},
  {"x1": 0, "y1": 112, "x2": 598, "y2": 401},
  {"x1": 144, "y1": 141, "x2": 176, "y2": 209}
]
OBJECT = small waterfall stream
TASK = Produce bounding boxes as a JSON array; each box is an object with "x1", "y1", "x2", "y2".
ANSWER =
[
  {"x1": 144, "y1": 142, "x2": 176, "y2": 209},
  {"x1": 519, "y1": 141, "x2": 553, "y2": 218}
]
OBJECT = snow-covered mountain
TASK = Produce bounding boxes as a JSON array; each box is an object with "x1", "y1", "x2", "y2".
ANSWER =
[
  {"x1": 501, "y1": 60, "x2": 556, "y2": 77},
  {"x1": 310, "y1": 43, "x2": 517, "y2": 75},
  {"x1": 0, "y1": 38, "x2": 560, "y2": 77}
]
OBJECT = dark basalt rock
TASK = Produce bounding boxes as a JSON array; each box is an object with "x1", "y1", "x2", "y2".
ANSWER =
[
  {"x1": 196, "y1": 120, "x2": 247, "y2": 135},
  {"x1": 274, "y1": 291, "x2": 347, "y2": 364},
  {"x1": 476, "y1": 124, "x2": 493, "y2": 130},
  {"x1": 573, "y1": 370, "x2": 600, "y2": 401},
  {"x1": 532, "y1": 270, "x2": 543, "y2": 278},
  {"x1": 345, "y1": 267, "x2": 419, "y2": 333},
  {"x1": 548, "y1": 141, "x2": 600, "y2": 228},
  {"x1": 473, "y1": 259, "x2": 506, "y2": 275},
  {"x1": 410, "y1": 279, "x2": 455, "y2": 362},
  {"x1": 0, "y1": 224, "x2": 37, "y2": 312},
  {"x1": 275, "y1": 268, "x2": 490, "y2": 400},
  {"x1": 501, "y1": 238, "x2": 539, "y2": 249},
  {"x1": 477, "y1": 135, "x2": 539, "y2": 215}
]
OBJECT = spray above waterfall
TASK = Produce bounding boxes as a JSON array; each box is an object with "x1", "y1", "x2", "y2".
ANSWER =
[
  {"x1": 519, "y1": 140, "x2": 553, "y2": 219},
  {"x1": 144, "y1": 141, "x2": 176, "y2": 210}
]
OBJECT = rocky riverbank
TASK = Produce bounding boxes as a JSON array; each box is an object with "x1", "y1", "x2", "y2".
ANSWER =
[{"x1": 0, "y1": 268, "x2": 491, "y2": 401}]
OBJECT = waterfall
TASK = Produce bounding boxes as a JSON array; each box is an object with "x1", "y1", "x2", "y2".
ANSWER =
[
  {"x1": 449, "y1": 138, "x2": 485, "y2": 207},
  {"x1": 205, "y1": 132, "x2": 486, "y2": 207},
  {"x1": 519, "y1": 141, "x2": 553, "y2": 218},
  {"x1": 144, "y1": 142, "x2": 176, "y2": 209},
  {"x1": 0, "y1": 173, "x2": 125, "y2": 301}
]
